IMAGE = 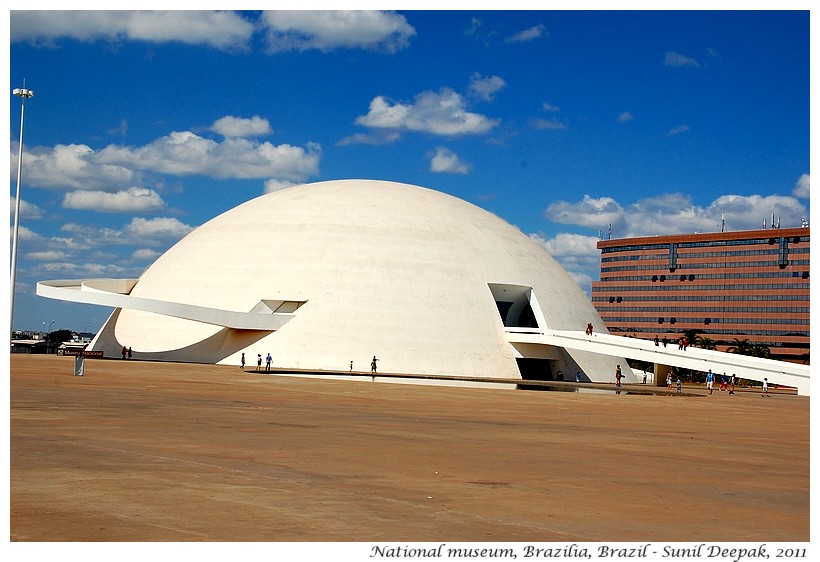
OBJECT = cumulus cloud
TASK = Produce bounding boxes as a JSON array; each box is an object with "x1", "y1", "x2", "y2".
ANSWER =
[
  {"x1": 429, "y1": 147, "x2": 472, "y2": 175},
  {"x1": 123, "y1": 217, "x2": 194, "y2": 241},
  {"x1": 545, "y1": 195, "x2": 624, "y2": 230},
  {"x1": 9, "y1": 197, "x2": 45, "y2": 220},
  {"x1": 261, "y1": 10, "x2": 415, "y2": 53},
  {"x1": 95, "y1": 132, "x2": 321, "y2": 180},
  {"x1": 15, "y1": 143, "x2": 136, "y2": 191},
  {"x1": 62, "y1": 187, "x2": 166, "y2": 213},
  {"x1": 10, "y1": 10, "x2": 254, "y2": 51},
  {"x1": 545, "y1": 192, "x2": 808, "y2": 238},
  {"x1": 505, "y1": 24, "x2": 547, "y2": 43},
  {"x1": 664, "y1": 51, "x2": 701, "y2": 67},
  {"x1": 132, "y1": 248, "x2": 161, "y2": 261},
  {"x1": 355, "y1": 88, "x2": 500, "y2": 137},
  {"x1": 15, "y1": 131, "x2": 321, "y2": 191},
  {"x1": 468, "y1": 73, "x2": 506, "y2": 101},
  {"x1": 529, "y1": 232, "x2": 600, "y2": 295},
  {"x1": 210, "y1": 115, "x2": 273, "y2": 138},
  {"x1": 792, "y1": 174, "x2": 810, "y2": 199}
]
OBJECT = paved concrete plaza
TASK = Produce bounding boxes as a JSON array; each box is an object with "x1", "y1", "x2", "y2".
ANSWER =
[{"x1": 10, "y1": 354, "x2": 809, "y2": 542}]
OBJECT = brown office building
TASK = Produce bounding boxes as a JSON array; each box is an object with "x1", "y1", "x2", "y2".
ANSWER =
[{"x1": 591, "y1": 227, "x2": 810, "y2": 363}]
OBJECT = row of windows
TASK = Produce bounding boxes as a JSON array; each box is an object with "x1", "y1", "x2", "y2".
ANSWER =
[
  {"x1": 601, "y1": 247, "x2": 810, "y2": 263},
  {"x1": 596, "y1": 304, "x2": 809, "y2": 314},
  {"x1": 600, "y1": 315, "x2": 809, "y2": 326},
  {"x1": 601, "y1": 260, "x2": 810, "y2": 273},
  {"x1": 599, "y1": 271, "x2": 810, "y2": 282},
  {"x1": 600, "y1": 235, "x2": 810, "y2": 255},
  {"x1": 591, "y1": 294, "x2": 810, "y2": 302},
  {"x1": 593, "y1": 283, "x2": 810, "y2": 292},
  {"x1": 606, "y1": 327, "x2": 809, "y2": 340}
]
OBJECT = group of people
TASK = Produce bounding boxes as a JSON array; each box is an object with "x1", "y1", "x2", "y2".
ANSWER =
[
  {"x1": 238, "y1": 352, "x2": 381, "y2": 374},
  {"x1": 705, "y1": 370, "x2": 740, "y2": 395},
  {"x1": 120, "y1": 346, "x2": 132, "y2": 359}
]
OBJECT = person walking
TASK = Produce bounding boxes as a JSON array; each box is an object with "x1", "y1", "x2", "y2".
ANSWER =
[
  {"x1": 706, "y1": 370, "x2": 714, "y2": 395},
  {"x1": 240, "y1": 352, "x2": 245, "y2": 370},
  {"x1": 256, "y1": 354, "x2": 262, "y2": 371},
  {"x1": 720, "y1": 373, "x2": 728, "y2": 392},
  {"x1": 676, "y1": 377, "x2": 682, "y2": 394},
  {"x1": 762, "y1": 378, "x2": 770, "y2": 397},
  {"x1": 729, "y1": 374, "x2": 736, "y2": 395},
  {"x1": 265, "y1": 353, "x2": 272, "y2": 371},
  {"x1": 615, "y1": 364, "x2": 623, "y2": 387},
  {"x1": 371, "y1": 356, "x2": 379, "y2": 373},
  {"x1": 666, "y1": 373, "x2": 672, "y2": 391}
]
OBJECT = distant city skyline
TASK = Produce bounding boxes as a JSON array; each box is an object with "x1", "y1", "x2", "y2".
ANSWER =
[{"x1": 9, "y1": 9, "x2": 810, "y2": 332}]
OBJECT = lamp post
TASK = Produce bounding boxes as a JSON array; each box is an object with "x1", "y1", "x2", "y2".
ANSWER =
[
  {"x1": 45, "y1": 320, "x2": 55, "y2": 354},
  {"x1": 11, "y1": 85, "x2": 34, "y2": 335}
]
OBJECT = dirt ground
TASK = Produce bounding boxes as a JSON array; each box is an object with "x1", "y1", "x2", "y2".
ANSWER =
[{"x1": 9, "y1": 354, "x2": 809, "y2": 543}]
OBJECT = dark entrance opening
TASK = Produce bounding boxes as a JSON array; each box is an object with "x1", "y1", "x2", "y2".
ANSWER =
[{"x1": 515, "y1": 358, "x2": 553, "y2": 381}]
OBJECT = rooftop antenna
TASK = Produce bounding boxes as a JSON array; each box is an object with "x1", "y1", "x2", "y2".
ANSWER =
[
  {"x1": 720, "y1": 213, "x2": 725, "y2": 233},
  {"x1": 763, "y1": 218, "x2": 767, "y2": 229},
  {"x1": 607, "y1": 223, "x2": 612, "y2": 240},
  {"x1": 801, "y1": 217, "x2": 808, "y2": 228}
]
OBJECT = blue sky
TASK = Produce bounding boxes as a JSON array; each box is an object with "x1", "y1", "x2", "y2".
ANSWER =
[{"x1": 8, "y1": 8, "x2": 812, "y2": 334}]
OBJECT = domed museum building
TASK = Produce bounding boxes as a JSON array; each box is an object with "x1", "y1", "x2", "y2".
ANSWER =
[{"x1": 37, "y1": 179, "x2": 633, "y2": 384}]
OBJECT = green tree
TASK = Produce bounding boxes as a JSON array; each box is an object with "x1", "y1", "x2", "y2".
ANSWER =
[
  {"x1": 726, "y1": 338, "x2": 754, "y2": 356},
  {"x1": 49, "y1": 329, "x2": 74, "y2": 344}
]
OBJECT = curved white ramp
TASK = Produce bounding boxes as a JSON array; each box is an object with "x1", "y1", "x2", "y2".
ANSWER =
[
  {"x1": 507, "y1": 328, "x2": 810, "y2": 396},
  {"x1": 36, "y1": 278, "x2": 301, "y2": 331}
]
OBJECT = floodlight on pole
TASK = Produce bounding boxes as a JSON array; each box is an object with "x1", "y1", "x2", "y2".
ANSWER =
[{"x1": 11, "y1": 85, "x2": 34, "y2": 335}]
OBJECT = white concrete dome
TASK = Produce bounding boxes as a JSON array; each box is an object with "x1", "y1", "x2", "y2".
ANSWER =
[{"x1": 86, "y1": 179, "x2": 629, "y2": 382}]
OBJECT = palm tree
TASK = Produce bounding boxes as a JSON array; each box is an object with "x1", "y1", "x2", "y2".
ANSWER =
[
  {"x1": 750, "y1": 343, "x2": 772, "y2": 359},
  {"x1": 697, "y1": 336, "x2": 717, "y2": 351},
  {"x1": 726, "y1": 338, "x2": 754, "y2": 356}
]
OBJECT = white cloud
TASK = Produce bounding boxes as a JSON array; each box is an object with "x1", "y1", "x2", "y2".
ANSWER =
[
  {"x1": 122, "y1": 217, "x2": 193, "y2": 241},
  {"x1": 336, "y1": 131, "x2": 401, "y2": 146},
  {"x1": 529, "y1": 232, "x2": 600, "y2": 295},
  {"x1": 14, "y1": 122, "x2": 321, "y2": 195},
  {"x1": 429, "y1": 147, "x2": 472, "y2": 175},
  {"x1": 210, "y1": 116, "x2": 273, "y2": 138},
  {"x1": 62, "y1": 187, "x2": 166, "y2": 213},
  {"x1": 16, "y1": 143, "x2": 136, "y2": 191},
  {"x1": 468, "y1": 73, "x2": 506, "y2": 101},
  {"x1": 545, "y1": 195, "x2": 624, "y2": 229},
  {"x1": 261, "y1": 10, "x2": 415, "y2": 53},
  {"x1": 529, "y1": 118, "x2": 568, "y2": 130},
  {"x1": 618, "y1": 112, "x2": 634, "y2": 123},
  {"x1": 542, "y1": 102, "x2": 561, "y2": 113},
  {"x1": 664, "y1": 51, "x2": 701, "y2": 67},
  {"x1": 132, "y1": 248, "x2": 161, "y2": 261},
  {"x1": 24, "y1": 250, "x2": 69, "y2": 261},
  {"x1": 355, "y1": 89, "x2": 500, "y2": 136},
  {"x1": 9, "y1": 197, "x2": 45, "y2": 220},
  {"x1": 545, "y1": 192, "x2": 808, "y2": 238},
  {"x1": 505, "y1": 24, "x2": 547, "y2": 43},
  {"x1": 10, "y1": 11, "x2": 255, "y2": 51},
  {"x1": 666, "y1": 124, "x2": 690, "y2": 136},
  {"x1": 95, "y1": 132, "x2": 321, "y2": 181},
  {"x1": 792, "y1": 174, "x2": 810, "y2": 199}
]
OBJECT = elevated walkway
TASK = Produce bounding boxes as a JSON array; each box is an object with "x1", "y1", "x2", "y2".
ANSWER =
[{"x1": 506, "y1": 328, "x2": 811, "y2": 396}]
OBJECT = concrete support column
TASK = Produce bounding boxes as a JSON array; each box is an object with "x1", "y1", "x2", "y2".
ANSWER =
[{"x1": 654, "y1": 363, "x2": 672, "y2": 388}]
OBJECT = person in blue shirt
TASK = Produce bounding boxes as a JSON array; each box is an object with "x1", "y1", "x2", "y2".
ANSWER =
[{"x1": 706, "y1": 370, "x2": 714, "y2": 395}]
